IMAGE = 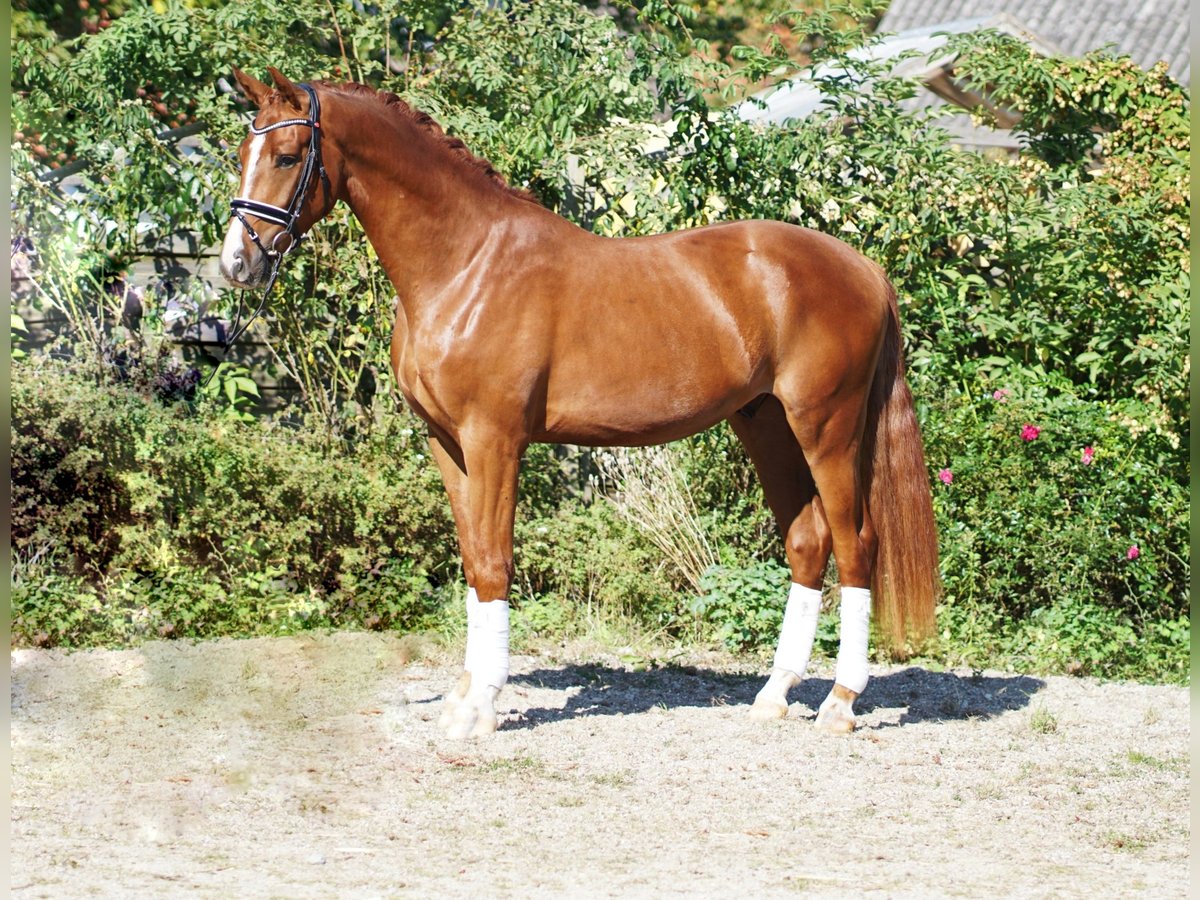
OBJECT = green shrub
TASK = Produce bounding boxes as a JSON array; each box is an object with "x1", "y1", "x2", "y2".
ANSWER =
[
  {"x1": 9, "y1": 2, "x2": 1189, "y2": 683},
  {"x1": 514, "y1": 499, "x2": 684, "y2": 631},
  {"x1": 922, "y1": 375, "x2": 1188, "y2": 680},
  {"x1": 924, "y1": 380, "x2": 1188, "y2": 620},
  {"x1": 692, "y1": 560, "x2": 791, "y2": 652},
  {"x1": 677, "y1": 423, "x2": 779, "y2": 566},
  {"x1": 11, "y1": 356, "x2": 458, "y2": 645}
]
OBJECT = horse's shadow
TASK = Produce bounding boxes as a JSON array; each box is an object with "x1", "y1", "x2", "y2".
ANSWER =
[{"x1": 501, "y1": 664, "x2": 1045, "y2": 731}]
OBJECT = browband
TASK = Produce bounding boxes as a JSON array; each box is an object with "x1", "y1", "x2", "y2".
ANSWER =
[{"x1": 249, "y1": 117, "x2": 314, "y2": 135}]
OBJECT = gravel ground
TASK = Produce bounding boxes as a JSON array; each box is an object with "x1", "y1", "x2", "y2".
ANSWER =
[{"x1": 10, "y1": 631, "x2": 1191, "y2": 898}]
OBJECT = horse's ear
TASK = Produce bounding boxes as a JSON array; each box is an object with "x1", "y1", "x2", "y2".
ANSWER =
[
  {"x1": 232, "y1": 67, "x2": 271, "y2": 107},
  {"x1": 267, "y1": 67, "x2": 306, "y2": 111}
]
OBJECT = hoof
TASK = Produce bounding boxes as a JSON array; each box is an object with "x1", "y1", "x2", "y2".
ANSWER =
[
  {"x1": 437, "y1": 671, "x2": 472, "y2": 731},
  {"x1": 443, "y1": 684, "x2": 500, "y2": 740},
  {"x1": 469, "y1": 709, "x2": 498, "y2": 738},
  {"x1": 814, "y1": 707, "x2": 856, "y2": 734},
  {"x1": 748, "y1": 697, "x2": 789, "y2": 721},
  {"x1": 445, "y1": 705, "x2": 498, "y2": 740},
  {"x1": 815, "y1": 684, "x2": 859, "y2": 734},
  {"x1": 444, "y1": 705, "x2": 479, "y2": 740},
  {"x1": 749, "y1": 668, "x2": 800, "y2": 722}
]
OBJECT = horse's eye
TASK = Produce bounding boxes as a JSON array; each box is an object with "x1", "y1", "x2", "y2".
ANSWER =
[{"x1": 276, "y1": 154, "x2": 299, "y2": 169}]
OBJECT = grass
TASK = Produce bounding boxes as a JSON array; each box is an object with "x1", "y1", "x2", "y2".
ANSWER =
[
  {"x1": 1102, "y1": 831, "x2": 1149, "y2": 852},
  {"x1": 590, "y1": 770, "x2": 634, "y2": 789},
  {"x1": 972, "y1": 784, "x2": 1005, "y2": 801},
  {"x1": 479, "y1": 755, "x2": 549, "y2": 777},
  {"x1": 1123, "y1": 750, "x2": 1187, "y2": 773},
  {"x1": 1029, "y1": 705, "x2": 1059, "y2": 734}
]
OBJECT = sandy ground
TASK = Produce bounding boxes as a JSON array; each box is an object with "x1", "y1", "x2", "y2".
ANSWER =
[{"x1": 9, "y1": 631, "x2": 1191, "y2": 898}]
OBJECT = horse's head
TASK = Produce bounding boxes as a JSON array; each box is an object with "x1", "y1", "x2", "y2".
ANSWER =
[{"x1": 220, "y1": 67, "x2": 338, "y2": 288}]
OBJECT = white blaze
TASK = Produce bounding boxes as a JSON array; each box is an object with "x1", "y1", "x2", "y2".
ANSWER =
[{"x1": 219, "y1": 133, "x2": 268, "y2": 280}]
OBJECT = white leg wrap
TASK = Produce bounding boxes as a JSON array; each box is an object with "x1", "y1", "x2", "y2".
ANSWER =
[
  {"x1": 446, "y1": 597, "x2": 509, "y2": 738},
  {"x1": 750, "y1": 583, "x2": 821, "y2": 720},
  {"x1": 773, "y1": 583, "x2": 823, "y2": 677},
  {"x1": 463, "y1": 587, "x2": 481, "y2": 674},
  {"x1": 834, "y1": 586, "x2": 871, "y2": 694},
  {"x1": 468, "y1": 599, "x2": 510, "y2": 692}
]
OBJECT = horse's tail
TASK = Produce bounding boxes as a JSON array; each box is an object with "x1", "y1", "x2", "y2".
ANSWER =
[{"x1": 861, "y1": 277, "x2": 940, "y2": 657}]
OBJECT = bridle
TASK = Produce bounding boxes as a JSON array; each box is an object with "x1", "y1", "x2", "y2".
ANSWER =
[{"x1": 209, "y1": 82, "x2": 330, "y2": 381}]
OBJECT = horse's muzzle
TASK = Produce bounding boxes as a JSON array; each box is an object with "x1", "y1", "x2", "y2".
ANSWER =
[{"x1": 219, "y1": 227, "x2": 270, "y2": 289}]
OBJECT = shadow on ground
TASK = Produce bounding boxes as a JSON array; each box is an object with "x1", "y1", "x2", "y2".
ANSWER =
[{"x1": 502, "y1": 665, "x2": 1046, "y2": 732}]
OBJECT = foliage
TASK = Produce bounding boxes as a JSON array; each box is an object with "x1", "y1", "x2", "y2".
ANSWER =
[
  {"x1": 692, "y1": 562, "x2": 845, "y2": 656},
  {"x1": 513, "y1": 499, "x2": 683, "y2": 632},
  {"x1": 11, "y1": 356, "x2": 457, "y2": 645},
  {"x1": 9, "y1": 2, "x2": 1189, "y2": 682},
  {"x1": 922, "y1": 380, "x2": 1188, "y2": 681},
  {"x1": 926, "y1": 383, "x2": 1187, "y2": 622},
  {"x1": 694, "y1": 560, "x2": 784, "y2": 651}
]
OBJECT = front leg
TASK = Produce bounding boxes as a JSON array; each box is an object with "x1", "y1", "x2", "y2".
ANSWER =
[
  {"x1": 426, "y1": 433, "x2": 479, "y2": 732},
  {"x1": 443, "y1": 427, "x2": 524, "y2": 740}
]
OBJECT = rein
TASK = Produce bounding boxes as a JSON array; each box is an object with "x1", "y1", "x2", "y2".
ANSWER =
[{"x1": 205, "y1": 82, "x2": 328, "y2": 388}]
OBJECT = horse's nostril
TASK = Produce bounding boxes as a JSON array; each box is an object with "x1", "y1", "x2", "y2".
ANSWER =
[{"x1": 221, "y1": 248, "x2": 249, "y2": 284}]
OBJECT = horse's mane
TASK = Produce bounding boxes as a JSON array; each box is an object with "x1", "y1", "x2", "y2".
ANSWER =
[{"x1": 318, "y1": 81, "x2": 540, "y2": 205}]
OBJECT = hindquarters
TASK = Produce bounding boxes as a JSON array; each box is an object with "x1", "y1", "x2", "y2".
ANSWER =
[{"x1": 764, "y1": 234, "x2": 939, "y2": 655}]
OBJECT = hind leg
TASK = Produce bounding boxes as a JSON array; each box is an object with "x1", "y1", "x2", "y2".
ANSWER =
[
  {"x1": 728, "y1": 398, "x2": 833, "y2": 720},
  {"x1": 786, "y1": 403, "x2": 880, "y2": 734}
]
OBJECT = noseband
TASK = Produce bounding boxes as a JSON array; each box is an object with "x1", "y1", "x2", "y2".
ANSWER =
[{"x1": 230, "y1": 82, "x2": 330, "y2": 261}]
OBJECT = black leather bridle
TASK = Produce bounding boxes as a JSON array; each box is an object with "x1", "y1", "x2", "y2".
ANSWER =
[{"x1": 211, "y1": 82, "x2": 330, "y2": 377}]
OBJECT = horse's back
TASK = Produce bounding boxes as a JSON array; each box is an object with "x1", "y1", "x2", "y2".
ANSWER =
[{"x1": 581, "y1": 218, "x2": 892, "y2": 380}]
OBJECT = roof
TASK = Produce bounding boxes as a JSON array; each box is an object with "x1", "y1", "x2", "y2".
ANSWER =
[
  {"x1": 879, "y1": 0, "x2": 1190, "y2": 83},
  {"x1": 736, "y1": 14, "x2": 1060, "y2": 125}
]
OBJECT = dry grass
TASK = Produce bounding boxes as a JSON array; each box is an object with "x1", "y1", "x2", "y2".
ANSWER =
[{"x1": 594, "y1": 445, "x2": 717, "y2": 593}]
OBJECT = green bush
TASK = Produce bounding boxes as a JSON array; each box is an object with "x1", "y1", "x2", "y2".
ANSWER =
[
  {"x1": 693, "y1": 560, "x2": 787, "y2": 652},
  {"x1": 922, "y1": 376, "x2": 1188, "y2": 680},
  {"x1": 11, "y1": 356, "x2": 457, "y2": 645},
  {"x1": 514, "y1": 499, "x2": 683, "y2": 631},
  {"x1": 925, "y1": 383, "x2": 1187, "y2": 620}
]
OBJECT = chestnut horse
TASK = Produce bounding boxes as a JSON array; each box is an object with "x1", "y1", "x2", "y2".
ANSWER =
[{"x1": 220, "y1": 68, "x2": 939, "y2": 739}]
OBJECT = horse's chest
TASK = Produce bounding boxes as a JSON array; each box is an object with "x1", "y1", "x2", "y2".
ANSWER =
[{"x1": 391, "y1": 337, "x2": 476, "y2": 432}]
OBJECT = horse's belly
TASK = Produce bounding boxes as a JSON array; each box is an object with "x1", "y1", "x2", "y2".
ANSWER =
[{"x1": 537, "y1": 352, "x2": 767, "y2": 446}]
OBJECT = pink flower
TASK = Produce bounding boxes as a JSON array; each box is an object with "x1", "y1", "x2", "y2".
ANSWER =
[
  {"x1": 1126, "y1": 545, "x2": 1140, "y2": 561},
  {"x1": 993, "y1": 389, "x2": 1010, "y2": 402},
  {"x1": 1020, "y1": 424, "x2": 1040, "y2": 442},
  {"x1": 938, "y1": 468, "x2": 953, "y2": 485},
  {"x1": 1081, "y1": 446, "x2": 1095, "y2": 465}
]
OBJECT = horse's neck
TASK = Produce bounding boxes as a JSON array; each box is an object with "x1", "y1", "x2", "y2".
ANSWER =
[{"x1": 336, "y1": 110, "x2": 529, "y2": 316}]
